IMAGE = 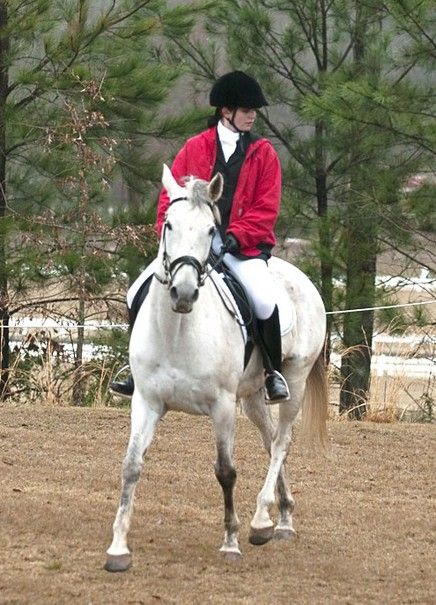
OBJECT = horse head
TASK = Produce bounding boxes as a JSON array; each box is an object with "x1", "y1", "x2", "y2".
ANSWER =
[{"x1": 159, "y1": 164, "x2": 223, "y2": 313}]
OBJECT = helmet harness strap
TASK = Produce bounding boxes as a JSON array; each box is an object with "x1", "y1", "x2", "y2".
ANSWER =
[{"x1": 222, "y1": 108, "x2": 246, "y2": 153}]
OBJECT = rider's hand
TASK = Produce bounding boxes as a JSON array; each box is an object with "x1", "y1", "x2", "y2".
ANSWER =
[{"x1": 223, "y1": 233, "x2": 240, "y2": 254}]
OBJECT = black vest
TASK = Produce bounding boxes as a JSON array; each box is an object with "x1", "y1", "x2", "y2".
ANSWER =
[
  {"x1": 211, "y1": 131, "x2": 272, "y2": 260},
  {"x1": 212, "y1": 136, "x2": 246, "y2": 239}
]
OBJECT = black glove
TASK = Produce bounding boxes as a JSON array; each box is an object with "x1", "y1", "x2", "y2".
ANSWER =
[{"x1": 223, "y1": 233, "x2": 240, "y2": 254}]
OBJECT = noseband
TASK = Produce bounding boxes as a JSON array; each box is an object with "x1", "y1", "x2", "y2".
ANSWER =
[{"x1": 154, "y1": 196, "x2": 216, "y2": 288}]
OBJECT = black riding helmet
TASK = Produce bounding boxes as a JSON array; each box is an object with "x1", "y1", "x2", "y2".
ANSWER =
[{"x1": 209, "y1": 71, "x2": 268, "y2": 109}]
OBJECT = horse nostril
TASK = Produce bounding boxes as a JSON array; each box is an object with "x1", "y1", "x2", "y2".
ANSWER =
[
  {"x1": 170, "y1": 286, "x2": 178, "y2": 301},
  {"x1": 192, "y1": 288, "x2": 199, "y2": 302}
]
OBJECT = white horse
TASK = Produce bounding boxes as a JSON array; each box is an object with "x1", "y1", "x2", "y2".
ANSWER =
[{"x1": 105, "y1": 165, "x2": 328, "y2": 571}]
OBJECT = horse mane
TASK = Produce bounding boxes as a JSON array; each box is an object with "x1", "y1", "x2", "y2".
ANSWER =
[{"x1": 183, "y1": 177, "x2": 210, "y2": 208}]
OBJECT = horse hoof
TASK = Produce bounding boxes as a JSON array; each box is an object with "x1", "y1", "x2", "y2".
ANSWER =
[
  {"x1": 220, "y1": 549, "x2": 242, "y2": 562},
  {"x1": 249, "y1": 525, "x2": 275, "y2": 546},
  {"x1": 104, "y1": 553, "x2": 132, "y2": 572},
  {"x1": 274, "y1": 527, "x2": 297, "y2": 541}
]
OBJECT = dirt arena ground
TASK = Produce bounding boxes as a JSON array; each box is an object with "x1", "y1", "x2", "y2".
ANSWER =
[{"x1": 1, "y1": 404, "x2": 435, "y2": 605}]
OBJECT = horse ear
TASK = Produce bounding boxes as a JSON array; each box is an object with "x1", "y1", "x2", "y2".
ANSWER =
[
  {"x1": 208, "y1": 172, "x2": 223, "y2": 203},
  {"x1": 162, "y1": 163, "x2": 177, "y2": 194}
]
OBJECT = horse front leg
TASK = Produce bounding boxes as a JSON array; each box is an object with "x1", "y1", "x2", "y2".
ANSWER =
[
  {"x1": 249, "y1": 395, "x2": 301, "y2": 546},
  {"x1": 211, "y1": 399, "x2": 241, "y2": 560},
  {"x1": 105, "y1": 395, "x2": 162, "y2": 572}
]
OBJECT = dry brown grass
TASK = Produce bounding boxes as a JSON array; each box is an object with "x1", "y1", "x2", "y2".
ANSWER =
[
  {"x1": 7, "y1": 344, "x2": 120, "y2": 408},
  {"x1": 9, "y1": 290, "x2": 435, "y2": 420},
  {"x1": 366, "y1": 374, "x2": 406, "y2": 423},
  {"x1": 1, "y1": 403, "x2": 435, "y2": 604}
]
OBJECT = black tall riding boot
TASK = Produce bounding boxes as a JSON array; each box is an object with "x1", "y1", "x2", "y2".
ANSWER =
[
  {"x1": 257, "y1": 306, "x2": 290, "y2": 402},
  {"x1": 110, "y1": 367, "x2": 135, "y2": 397},
  {"x1": 109, "y1": 275, "x2": 153, "y2": 398},
  {"x1": 109, "y1": 306, "x2": 135, "y2": 397}
]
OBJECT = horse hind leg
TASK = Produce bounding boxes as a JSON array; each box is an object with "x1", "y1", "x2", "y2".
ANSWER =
[
  {"x1": 271, "y1": 371, "x2": 312, "y2": 540},
  {"x1": 274, "y1": 466, "x2": 297, "y2": 540},
  {"x1": 244, "y1": 387, "x2": 301, "y2": 545},
  {"x1": 105, "y1": 396, "x2": 162, "y2": 572},
  {"x1": 211, "y1": 401, "x2": 241, "y2": 561},
  {"x1": 241, "y1": 391, "x2": 275, "y2": 544},
  {"x1": 242, "y1": 391, "x2": 295, "y2": 543}
]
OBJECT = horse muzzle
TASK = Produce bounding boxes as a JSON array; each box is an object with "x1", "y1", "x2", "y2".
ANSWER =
[{"x1": 170, "y1": 284, "x2": 199, "y2": 313}]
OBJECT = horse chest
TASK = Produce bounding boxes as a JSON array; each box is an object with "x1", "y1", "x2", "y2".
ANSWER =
[
  {"x1": 156, "y1": 369, "x2": 221, "y2": 413},
  {"x1": 140, "y1": 363, "x2": 220, "y2": 413}
]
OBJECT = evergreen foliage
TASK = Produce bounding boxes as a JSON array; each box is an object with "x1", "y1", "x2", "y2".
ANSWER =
[
  {"x1": 0, "y1": 0, "x2": 205, "y2": 400},
  {"x1": 167, "y1": 0, "x2": 435, "y2": 416}
]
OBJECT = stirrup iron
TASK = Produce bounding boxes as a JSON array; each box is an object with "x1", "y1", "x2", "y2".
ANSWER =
[{"x1": 264, "y1": 370, "x2": 290, "y2": 404}]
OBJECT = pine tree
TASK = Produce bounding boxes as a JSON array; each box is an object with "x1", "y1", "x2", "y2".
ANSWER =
[{"x1": 0, "y1": 0, "x2": 203, "y2": 399}]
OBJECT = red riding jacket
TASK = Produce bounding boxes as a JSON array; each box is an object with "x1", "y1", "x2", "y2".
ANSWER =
[{"x1": 156, "y1": 127, "x2": 282, "y2": 257}]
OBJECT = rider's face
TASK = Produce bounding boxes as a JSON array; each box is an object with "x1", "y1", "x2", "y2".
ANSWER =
[{"x1": 221, "y1": 107, "x2": 257, "y2": 132}]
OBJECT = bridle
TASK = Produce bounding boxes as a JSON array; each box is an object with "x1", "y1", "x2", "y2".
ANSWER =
[{"x1": 154, "y1": 196, "x2": 224, "y2": 288}]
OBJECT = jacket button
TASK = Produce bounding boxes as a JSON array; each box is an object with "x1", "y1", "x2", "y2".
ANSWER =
[{"x1": 238, "y1": 208, "x2": 243, "y2": 217}]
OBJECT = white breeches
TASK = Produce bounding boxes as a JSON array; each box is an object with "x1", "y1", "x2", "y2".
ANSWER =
[
  {"x1": 211, "y1": 232, "x2": 277, "y2": 320},
  {"x1": 127, "y1": 233, "x2": 278, "y2": 320}
]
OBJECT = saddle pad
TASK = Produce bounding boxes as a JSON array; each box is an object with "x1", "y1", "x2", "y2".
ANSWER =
[{"x1": 275, "y1": 280, "x2": 295, "y2": 337}]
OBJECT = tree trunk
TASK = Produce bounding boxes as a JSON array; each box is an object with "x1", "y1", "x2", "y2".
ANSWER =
[
  {"x1": 0, "y1": 2, "x2": 9, "y2": 399},
  {"x1": 72, "y1": 298, "x2": 85, "y2": 406},
  {"x1": 72, "y1": 165, "x2": 88, "y2": 406},
  {"x1": 315, "y1": 119, "x2": 332, "y2": 364},
  {"x1": 339, "y1": 2, "x2": 377, "y2": 419},
  {"x1": 316, "y1": 4, "x2": 332, "y2": 364},
  {"x1": 339, "y1": 223, "x2": 376, "y2": 418}
]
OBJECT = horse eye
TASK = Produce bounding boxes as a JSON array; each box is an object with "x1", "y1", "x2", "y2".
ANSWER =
[
  {"x1": 166, "y1": 221, "x2": 172, "y2": 231},
  {"x1": 208, "y1": 226, "x2": 216, "y2": 236}
]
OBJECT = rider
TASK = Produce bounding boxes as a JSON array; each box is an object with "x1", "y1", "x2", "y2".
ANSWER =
[{"x1": 110, "y1": 70, "x2": 290, "y2": 402}]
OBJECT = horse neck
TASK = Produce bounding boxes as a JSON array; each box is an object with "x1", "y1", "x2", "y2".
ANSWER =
[
  {"x1": 141, "y1": 271, "x2": 245, "y2": 372},
  {"x1": 146, "y1": 274, "x2": 209, "y2": 338}
]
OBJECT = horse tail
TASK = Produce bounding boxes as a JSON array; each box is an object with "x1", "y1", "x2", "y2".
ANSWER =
[{"x1": 300, "y1": 353, "x2": 329, "y2": 448}]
